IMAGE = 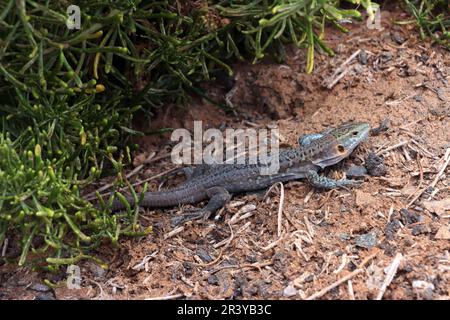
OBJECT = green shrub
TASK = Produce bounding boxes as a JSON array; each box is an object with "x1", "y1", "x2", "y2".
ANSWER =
[{"x1": 403, "y1": 0, "x2": 449, "y2": 48}]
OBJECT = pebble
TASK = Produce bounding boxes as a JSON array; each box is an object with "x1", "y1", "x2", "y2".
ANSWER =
[
  {"x1": 34, "y1": 292, "x2": 56, "y2": 300},
  {"x1": 29, "y1": 283, "x2": 51, "y2": 292},
  {"x1": 196, "y1": 248, "x2": 214, "y2": 263},
  {"x1": 339, "y1": 233, "x2": 351, "y2": 241},
  {"x1": 359, "y1": 50, "x2": 368, "y2": 65},
  {"x1": 365, "y1": 152, "x2": 388, "y2": 177},
  {"x1": 412, "y1": 280, "x2": 435, "y2": 299},
  {"x1": 384, "y1": 220, "x2": 400, "y2": 240},
  {"x1": 355, "y1": 231, "x2": 377, "y2": 249},
  {"x1": 400, "y1": 208, "x2": 422, "y2": 225},
  {"x1": 283, "y1": 283, "x2": 298, "y2": 297},
  {"x1": 391, "y1": 32, "x2": 406, "y2": 44},
  {"x1": 207, "y1": 275, "x2": 219, "y2": 285}
]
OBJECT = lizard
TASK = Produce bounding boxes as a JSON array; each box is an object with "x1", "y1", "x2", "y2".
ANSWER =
[{"x1": 103, "y1": 122, "x2": 370, "y2": 225}]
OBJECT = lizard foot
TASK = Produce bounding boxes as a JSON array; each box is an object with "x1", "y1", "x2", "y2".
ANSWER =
[
  {"x1": 170, "y1": 187, "x2": 231, "y2": 226},
  {"x1": 170, "y1": 209, "x2": 211, "y2": 226},
  {"x1": 306, "y1": 170, "x2": 363, "y2": 189}
]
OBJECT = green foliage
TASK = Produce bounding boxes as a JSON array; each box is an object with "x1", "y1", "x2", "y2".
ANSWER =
[
  {"x1": 403, "y1": 0, "x2": 450, "y2": 48},
  {"x1": 0, "y1": 0, "x2": 379, "y2": 266},
  {"x1": 0, "y1": 133, "x2": 152, "y2": 267}
]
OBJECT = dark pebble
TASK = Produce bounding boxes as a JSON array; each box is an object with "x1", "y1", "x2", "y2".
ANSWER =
[
  {"x1": 413, "y1": 95, "x2": 423, "y2": 102},
  {"x1": 391, "y1": 32, "x2": 405, "y2": 44},
  {"x1": 196, "y1": 248, "x2": 214, "y2": 263},
  {"x1": 417, "y1": 54, "x2": 429, "y2": 63},
  {"x1": 359, "y1": 50, "x2": 368, "y2": 65},
  {"x1": 379, "y1": 241, "x2": 397, "y2": 257},
  {"x1": 182, "y1": 262, "x2": 193, "y2": 277},
  {"x1": 381, "y1": 51, "x2": 392, "y2": 63},
  {"x1": 400, "y1": 208, "x2": 422, "y2": 225},
  {"x1": 385, "y1": 219, "x2": 401, "y2": 240},
  {"x1": 412, "y1": 224, "x2": 430, "y2": 236},
  {"x1": 207, "y1": 275, "x2": 219, "y2": 285},
  {"x1": 348, "y1": 261, "x2": 357, "y2": 271},
  {"x1": 365, "y1": 151, "x2": 388, "y2": 176}
]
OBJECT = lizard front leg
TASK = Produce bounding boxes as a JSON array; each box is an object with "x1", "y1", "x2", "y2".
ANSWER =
[
  {"x1": 171, "y1": 187, "x2": 231, "y2": 226},
  {"x1": 306, "y1": 170, "x2": 362, "y2": 189}
]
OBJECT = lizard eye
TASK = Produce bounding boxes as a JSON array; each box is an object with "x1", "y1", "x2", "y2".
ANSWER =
[
  {"x1": 352, "y1": 131, "x2": 359, "y2": 136},
  {"x1": 337, "y1": 145, "x2": 345, "y2": 153}
]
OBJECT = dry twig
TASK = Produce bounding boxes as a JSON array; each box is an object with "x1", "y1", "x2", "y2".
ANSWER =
[{"x1": 375, "y1": 253, "x2": 403, "y2": 300}]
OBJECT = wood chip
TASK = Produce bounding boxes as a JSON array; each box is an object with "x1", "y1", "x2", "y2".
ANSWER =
[
  {"x1": 435, "y1": 225, "x2": 450, "y2": 240},
  {"x1": 423, "y1": 199, "x2": 450, "y2": 216}
]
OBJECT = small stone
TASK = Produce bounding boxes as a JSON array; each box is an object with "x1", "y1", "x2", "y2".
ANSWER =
[
  {"x1": 346, "y1": 165, "x2": 367, "y2": 178},
  {"x1": 196, "y1": 248, "x2": 214, "y2": 263},
  {"x1": 417, "y1": 54, "x2": 429, "y2": 63},
  {"x1": 412, "y1": 280, "x2": 434, "y2": 299},
  {"x1": 30, "y1": 283, "x2": 51, "y2": 292},
  {"x1": 207, "y1": 275, "x2": 219, "y2": 285},
  {"x1": 380, "y1": 51, "x2": 392, "y2": 63},
  {"x1": 339, "y1": 233, "x2": 351, "y2": 241},
  {"x1": 413, "y1": 95, "x2": 423, "y2": 102},
  {"x1": 400, "y1": 208, "x2": 422, "y2": 225},
  {"x1": 365, "y1": 152, "x2": 388, "y2": 177},
  {"x1": 34, "y1": 292, "x2": 56, "y2": 300},
  {"x1": 283, "y1": 283, "x2": 298, "y2": 297},
  {"x1": 391, "y1": 32, "x2": 405, "y2": 44},
  {"x1": 385, "y1": 219, "x2": 400, "y2": 240},
  {"x1": 359, "y1": 50, "x2": 368, "y2": 65},
  {"x1": 355, "y1": 231, "x2": 377, "y2": 249},
  {"x1": 411, "y1": 224, "x2": 430, "y2": 236}
]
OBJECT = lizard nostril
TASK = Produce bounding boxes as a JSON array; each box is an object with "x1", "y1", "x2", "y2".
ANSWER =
[
  {"x1": 337, "y1": 145, "x2": 345, "y2": 153},
  {"x1": 352, "y1": 131, "x2": 358, "y2": 136}
]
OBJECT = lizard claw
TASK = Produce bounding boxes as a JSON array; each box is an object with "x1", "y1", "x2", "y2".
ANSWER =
[{"x1": 170, "y1": 210, "x2": 210, "y2": 226}]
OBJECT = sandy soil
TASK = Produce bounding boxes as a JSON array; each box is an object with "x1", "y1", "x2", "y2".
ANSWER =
[{"x1": 1, "y1": 3, "x2": 449, "y2": 300}]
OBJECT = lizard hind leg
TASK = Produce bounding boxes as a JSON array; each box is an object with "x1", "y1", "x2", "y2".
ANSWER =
[
  {"x1": 306, "y1": 170, "x2": 362, "y2": 190},
  {"x1": 170, "y1": 187, "x2": 231, "y2": 226}
]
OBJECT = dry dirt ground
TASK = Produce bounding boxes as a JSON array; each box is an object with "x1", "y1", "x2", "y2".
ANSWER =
[{"x1": 1, "y1": 4, "x2": 449, "y2": 300}]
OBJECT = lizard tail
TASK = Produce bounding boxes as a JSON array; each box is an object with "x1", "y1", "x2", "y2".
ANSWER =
[{"x1": 96, "y1": 186, "x2": 207, "y2": 212}]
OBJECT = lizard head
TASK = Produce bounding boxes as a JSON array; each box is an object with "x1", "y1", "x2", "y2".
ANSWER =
[
  {"x1": 331, "y1": 122, "x2": 370, "y2": 155},
  {"x1": 310, "y1": 122, "x2": 370, "y2": 169}
]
